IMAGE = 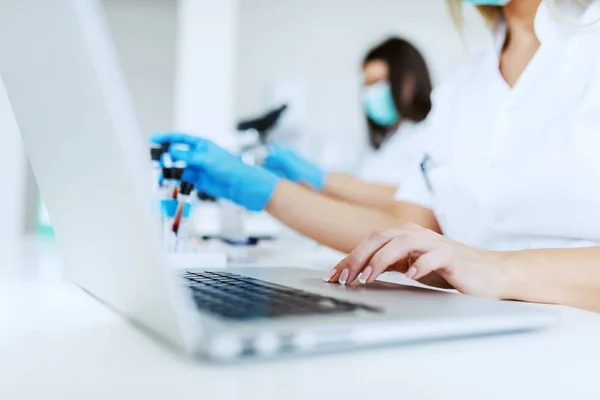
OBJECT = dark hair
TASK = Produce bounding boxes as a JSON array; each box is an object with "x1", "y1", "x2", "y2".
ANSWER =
[{"x1": 363, "y1": 37, "x2": 433, "y2": 149}]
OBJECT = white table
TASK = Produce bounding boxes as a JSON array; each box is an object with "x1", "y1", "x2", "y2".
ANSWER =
[{"x1": 2, "y1": 237, "x2": 600, "y2": 400}]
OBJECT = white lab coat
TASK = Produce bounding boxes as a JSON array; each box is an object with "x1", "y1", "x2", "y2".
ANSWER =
[
  {"x1": 395, "y1": 0, "x2": 600, "y2": 251},
  {"x1": 356, "y1": 121, "x2": 425, "y2": 185}
]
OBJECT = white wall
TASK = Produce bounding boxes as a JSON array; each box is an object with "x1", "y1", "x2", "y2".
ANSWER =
[
  {"x1": 236, "y1": 0, "x2": 490, "y2": 170},
  {"x1": 103, "y1": 0, "x2": 178, "y2": 135},
  {"x1": 10, "y1": 0, "x2": 179, "y2": 235},
  {"x1": 0, "y1": 80, "x2": 26, "y2": 251},
  {"x1": 173, "y1": 0, "x2": 239, "y2": 146},
  {"x1": 103, "y1": 0, "x2": 239, "y2": 146}
]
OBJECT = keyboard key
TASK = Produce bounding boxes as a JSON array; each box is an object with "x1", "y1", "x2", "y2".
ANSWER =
[{"x1": 181, "y1": 271, "x2": 380, "y2": 320}]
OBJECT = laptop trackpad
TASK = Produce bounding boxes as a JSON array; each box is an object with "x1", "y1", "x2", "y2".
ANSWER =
[{"x1": 225, "y1": 267, "x2": 448, "y2": 298}]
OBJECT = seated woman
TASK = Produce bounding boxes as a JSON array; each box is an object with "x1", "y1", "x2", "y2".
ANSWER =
[
  {"x1": 267, "y1": 37, "x2": 433, "y2": 212},
  {"x1": 153, "y1": 0, "x2": 600, "y2": 312},
  {"x1": 358, "y1": 38, "x2": 432, "y2": 185}
]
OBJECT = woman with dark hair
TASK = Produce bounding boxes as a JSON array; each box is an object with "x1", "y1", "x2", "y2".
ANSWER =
[
  {"x1": 358, "y1": 37, "x2": 433, "y2": 184},
  {"x1": 255, "y1": 37, "x2": 434, "y2": 212}
]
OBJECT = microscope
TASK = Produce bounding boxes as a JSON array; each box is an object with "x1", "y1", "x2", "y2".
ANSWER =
[
  {"x1": 218, "y1": 104, "x2": 288, "y2": 249},
  {"x1": 237, "y1": 104, "x2": 288, "y2": 166}
]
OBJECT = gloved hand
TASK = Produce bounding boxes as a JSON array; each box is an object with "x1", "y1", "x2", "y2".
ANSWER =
[
  {"x1": 263, "y1": 144, "x2": 326, "y2": 191},
  {"x1": 150, "y1": 133, "x2": 280, "y2": 212}
]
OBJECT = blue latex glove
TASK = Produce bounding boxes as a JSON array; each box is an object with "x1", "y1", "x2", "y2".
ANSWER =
[
  {"x1": 150, "y1": 133, "x2": 280, "y2": 212},
  {"x1": 263, "y1": 144, "x2": 326, "y2": 191}
]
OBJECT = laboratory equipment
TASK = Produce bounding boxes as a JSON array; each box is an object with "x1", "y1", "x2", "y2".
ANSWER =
[
  {"x1": 212, "y1": 105, "x2": 288, "y2": 250},
  {"x1": 150, "y1": 145, "x2": 163, "y2": 188},
  {"x1": 1, "y1": 0, "x2": 556, "y2": 363},
  {"x1": 237, "y1": 104, "x2": 287, "y2": 167},
  {"x1": 172, "y1": 181, "x2": 194, "y2": 252},
  {"x1": 150, "y1": 144, "x2": 167, "y2": 226},
  {"x1": 150, "y1": 143, "x2": 194, "y2": 252}
]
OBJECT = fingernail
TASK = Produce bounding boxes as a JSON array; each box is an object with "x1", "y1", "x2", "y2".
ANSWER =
[
  {"x1": 323, "y1": 269, "x2": 337, "y2": 282},
  {"x1": 358, "y1": 266, "x2": 372, "y2": 284},
  {"x1": 406, "y1": 266, "x2": 418, "y2": 280},
  {"x1": 339, "y1": 269, "x2": 349, "y2": 285}
]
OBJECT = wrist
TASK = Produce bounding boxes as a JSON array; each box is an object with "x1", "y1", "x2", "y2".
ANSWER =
[
  {"x1": 264, "y1": 178, "x2": 290, "y2": 214},
  {"x1": 495, "y1": 250, "x2": 525, "y2": 301},
  {"x1": 291, "y1": 158, "x2": 325, "y2": 191},
  {"x1": 310, "y1": 168, "x2": 327, "y2": 192},
  {"x1": 235, "y1": 166, "x2": 281, "y2": 212},
  {"x1": 320, "y1": 172, "x2": 333, "y2": 194}
]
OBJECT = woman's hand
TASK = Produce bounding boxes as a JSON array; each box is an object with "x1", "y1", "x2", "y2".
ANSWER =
[
  {"x1": 324, "y1": 223, "x2": 509, "y2": 299},
  {"x1": 264, "y1": 144, "x2": 326, "y2": 191},
  {"x1": 151, "y1": 133, "x2": 280, "y2": 212}
]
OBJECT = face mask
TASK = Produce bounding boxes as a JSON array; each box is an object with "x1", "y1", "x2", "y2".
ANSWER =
[
  {"x1": 461, "y1": 0, "x2": 510, "y2": 5},
  {"x1": 363, "y1": 81, "x2": 400, "y2": 127}
]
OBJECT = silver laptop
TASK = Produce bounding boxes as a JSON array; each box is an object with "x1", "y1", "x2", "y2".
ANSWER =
[{"x1": 0, "y1": 0, "x2": 555, "y2": 362}]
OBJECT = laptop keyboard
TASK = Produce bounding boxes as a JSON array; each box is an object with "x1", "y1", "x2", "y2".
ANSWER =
[{"x1": 181, "y1": 271, "x2": 380, "y2": 320}]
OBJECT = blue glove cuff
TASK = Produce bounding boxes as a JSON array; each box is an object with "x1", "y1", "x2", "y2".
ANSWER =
[
  {"x1": 232, "y1": 168, "x2": 281, "y2": 212},
  {"x1": 301, "y1": 164, "x2": 326, "y2": 191},
  {"x1": 265, "y1": 145, "x2": 325, "y2": 192}
]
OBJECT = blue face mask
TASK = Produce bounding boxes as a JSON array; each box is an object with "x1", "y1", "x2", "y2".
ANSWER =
[
  {"x1": 461, "y1": 0, "x2": 510, "y2": 5},
  {"x1": 363, "y1": 81, "x2": 399, "y2": 127}
]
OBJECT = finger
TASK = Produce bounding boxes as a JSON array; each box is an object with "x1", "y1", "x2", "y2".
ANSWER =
[
  {"x1": 387, "y1": 259, "x2": 412, "y2": 274},
  {"x1": 169, "y1": 148, "x2": 194, "y2": 164},
  {"x1": 324, "y1": 260, "x2": 348, "y2": 284},
  {"x1": 365, "y1": 235, "x2": 436, "y2": 284},
  {"x1": 181, "y1": 167, "x2": 198, "y2": 184},
  {"x1": 408, "y1": 250, "x2": 449, "y2": 281},
  {"x1": 188, "y1": 170, "x2": 223, "y2": 201},
  {"x1": 326, "y1": 229, "x2": 399, "y2": 284},
  {"x1": 267, "y1": 143, "x2": 284, "y2": 154},
  {"x1": 384, "y1": 247, "x2": 425, "y2": 274},
  {"x1": 269, "y1": 143, "x2": 295, "y2": 154},
  {"x1": 263, "y1": 154, "x2": 284, "y2": 170},
  {"x1": 150, "y1": 132, "x2": 203, "y2": 147},
  {"x1": 264, "y1": 144, "x2": 291, "y2": 170},
  {"x1": 265, "y1": 166, "x2": 287, "y2": 179},
  {"x1": 326, "y1": 224, "x2": 426, "y2": 284}
]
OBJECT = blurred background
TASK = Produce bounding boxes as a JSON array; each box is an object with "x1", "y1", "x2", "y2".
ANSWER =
[{"x1": 0, "y1": 0, "x2": 490, "y2": 245}]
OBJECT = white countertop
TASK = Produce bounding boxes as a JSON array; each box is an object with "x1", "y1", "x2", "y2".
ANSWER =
[{"x1": 1, "y1": 237, "x2": 600, "y2": 400}]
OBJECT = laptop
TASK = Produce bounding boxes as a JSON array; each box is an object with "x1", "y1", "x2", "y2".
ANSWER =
[{"x1": 0, "y1": 0, "x2": 555, "y2": 362}]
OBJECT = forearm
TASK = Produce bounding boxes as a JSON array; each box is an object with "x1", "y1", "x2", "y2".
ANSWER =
[
  {"x1": 502, "y1": 247, "x2": 600, "y2": 312},
  {"x1": 266, "y1": 180, "x2": 403, "y2": 253},
  {"x1": 323, "y1": 172, "x2": 398, "y2": 211}
]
